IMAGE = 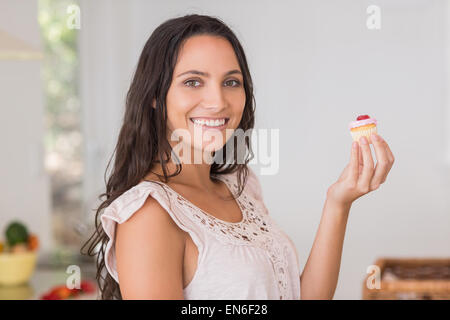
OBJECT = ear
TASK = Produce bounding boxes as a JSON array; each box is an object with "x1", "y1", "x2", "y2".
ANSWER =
[{"x1": 152, "y1": 98, "x2": 156, "y2": 109}]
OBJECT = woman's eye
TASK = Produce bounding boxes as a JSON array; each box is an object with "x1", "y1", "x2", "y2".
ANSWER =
[
  {"x1": 225, "y1": 79, "x2": 242, "y2": 87},
  {"x1": 184, "y1": 79, "x2": 242, "y2": 88},
  {"x1": 184, "y1": 79, "x2": 201, "y2": 87}
]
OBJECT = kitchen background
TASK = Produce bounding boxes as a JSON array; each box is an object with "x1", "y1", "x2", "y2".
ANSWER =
[{"x1": 0, "y1": 0, "x2": 449, "y2": 299}]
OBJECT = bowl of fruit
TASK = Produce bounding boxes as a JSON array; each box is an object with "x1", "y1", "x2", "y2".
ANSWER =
[{"x1": 0, "y1": 221, "x2": 39, "y2": 286}]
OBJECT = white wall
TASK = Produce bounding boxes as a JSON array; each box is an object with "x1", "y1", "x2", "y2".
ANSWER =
[
  {"x1": 79, "y1": 0, "x2": 450, "y2": 299},
  {"x1": 79, "y1": 0, "x2": 135, "y2": 217},
  {"x1": 0, "y1": 0, "x2": 52, "y2": 253}
]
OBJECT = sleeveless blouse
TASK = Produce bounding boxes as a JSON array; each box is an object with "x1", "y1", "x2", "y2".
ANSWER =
[{"x1": 101, "y1": 168, "x2": 301, "y2": 299}]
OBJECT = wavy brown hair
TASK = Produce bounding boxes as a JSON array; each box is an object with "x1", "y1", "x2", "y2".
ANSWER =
[{"x1": 80, "y1": 13, "x2": 256, "y2": 300}]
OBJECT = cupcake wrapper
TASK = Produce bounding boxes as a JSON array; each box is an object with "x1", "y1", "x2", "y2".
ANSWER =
[{"x1": 350, "y1": 126, "x2": 378, "y2": 143}]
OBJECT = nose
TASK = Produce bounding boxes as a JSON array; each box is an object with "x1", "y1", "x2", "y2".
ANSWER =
[{"x1": 201, "y1": 82, "x2": 226, "y2": 111}]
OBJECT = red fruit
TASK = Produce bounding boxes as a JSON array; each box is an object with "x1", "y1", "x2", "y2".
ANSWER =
[
  {"x1": 69, "y1": 288, "x2": 80, "y2": 297},
  {"x1": 80, "y1": 280, "x2": 96, "y2": 293},
  {"x1": 41, "y1": 292, "x2": 61, "y2": 300},
  {"x1": 57, "y1": 287, "x2": 73, "y2": 299},
  {"x1": 356, "y1": 115, "x2": 370, "y2": 121},
  {"x1": 28, "y1": 234, "x2": 39, "y2": 251}
]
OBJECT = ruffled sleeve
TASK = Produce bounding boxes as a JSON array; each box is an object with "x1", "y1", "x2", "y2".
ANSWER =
[{"x1": 100, "y1": 181, "x2": 205, "y2": 284}]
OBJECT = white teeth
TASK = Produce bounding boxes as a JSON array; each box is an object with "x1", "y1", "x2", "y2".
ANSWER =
[{"x1": 192, "y1": 118, "x2": 226, "y2": 127}]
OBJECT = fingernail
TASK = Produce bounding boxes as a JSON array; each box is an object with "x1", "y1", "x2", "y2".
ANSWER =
[
  {"x1": 360, "y1": 136, "x2": 368, "y2": 145},
  {"x1": 352, "y1": 141, "x2": 358, "y2": 149}
]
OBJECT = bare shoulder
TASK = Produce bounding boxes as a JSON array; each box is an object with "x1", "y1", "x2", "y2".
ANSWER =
[{"x1": 115, "y1": 194, "x2": 185, "y2": 299}]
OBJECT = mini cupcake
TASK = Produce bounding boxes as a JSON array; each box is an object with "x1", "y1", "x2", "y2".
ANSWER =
[{"x1": 349, "y1": 115, "x2": 377, "y2": 144}]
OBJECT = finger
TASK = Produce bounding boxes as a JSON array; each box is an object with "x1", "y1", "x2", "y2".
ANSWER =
[
  {"x1": 377, "y1": 135, "x2": 395, "y2": 183},
  {"x1": 358, "y1": 142, "x2": 364, "y2": 175},
  {"x1": 381, "y1": 136, "x2": 395, "y2": 163},
  {"x1": 359, "y1": 142, "x2": 363, "y2": 164},
  {"x1": 357, "y1": 136, "x2": 375, "y2": 192},
  {"x1": 369, "y1": 133, "x2": 390, "y2": 190},
  {"x1": 349, "y1": 141, "x2": 359, "y2": 182}
]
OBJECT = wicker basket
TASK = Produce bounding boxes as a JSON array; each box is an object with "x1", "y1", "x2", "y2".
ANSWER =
[{"x1": 362, "y1": 258, "x2": 450, "y2": 300}]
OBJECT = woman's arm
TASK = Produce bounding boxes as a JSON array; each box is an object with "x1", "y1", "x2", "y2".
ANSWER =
[
  {"x1": 300, "y1": 133, "x2": 395, "y2": 299},
  {"x1": 299, "y1": 198, "x2": 350, "y2": 299},
  {"x1": 116, "y1": 196, "x2": 186, "y2": 299}
]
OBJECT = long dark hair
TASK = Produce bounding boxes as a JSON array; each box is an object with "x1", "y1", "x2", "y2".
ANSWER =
[{"x1": 81, "y1": 13, "x2": 256, "y2": 300}]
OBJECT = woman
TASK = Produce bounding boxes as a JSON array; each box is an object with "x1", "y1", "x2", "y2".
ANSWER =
[{"x1": 81, "y1": 14, "x2": 394, "y2": 300}]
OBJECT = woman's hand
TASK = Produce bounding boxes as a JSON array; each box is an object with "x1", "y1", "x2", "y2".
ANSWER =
[{"x1": 326, "y1": 133, "x2": 395, "y2": 209}]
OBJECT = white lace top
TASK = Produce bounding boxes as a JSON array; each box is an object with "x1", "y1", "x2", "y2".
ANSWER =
[{"x1": 101, "y1": 168, "x2": 301, "y2": 299}]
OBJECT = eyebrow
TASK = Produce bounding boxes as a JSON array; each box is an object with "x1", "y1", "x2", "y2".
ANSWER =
[{"x1": 176, "y1": 69, "x2": 242, "y2": 78}]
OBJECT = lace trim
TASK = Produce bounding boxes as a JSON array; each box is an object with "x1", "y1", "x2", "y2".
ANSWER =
[{"x1": 142, "y1": 173, "x2": 291, "y2": 299}]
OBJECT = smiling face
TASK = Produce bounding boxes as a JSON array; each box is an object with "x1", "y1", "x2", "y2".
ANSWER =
[{"x1": 164, "y1": 35, "x2": 246, "y2": 158}]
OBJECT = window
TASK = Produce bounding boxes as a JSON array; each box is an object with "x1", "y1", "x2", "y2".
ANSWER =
[{"x1": 38, "y1": 0, "x2": 84, "y2": 259}]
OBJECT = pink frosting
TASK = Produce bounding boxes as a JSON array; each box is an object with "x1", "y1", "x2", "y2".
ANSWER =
[{"x1": 348, "y1": 118, "x2": 377, "y2": 130}]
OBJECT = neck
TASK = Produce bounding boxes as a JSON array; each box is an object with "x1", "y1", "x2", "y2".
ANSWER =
[{"x1": 150, "y1": 144, "x2": 219, "y2": 191}]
